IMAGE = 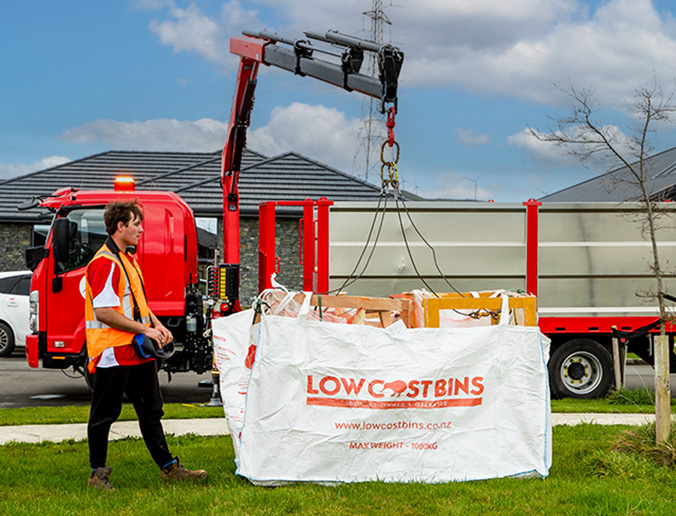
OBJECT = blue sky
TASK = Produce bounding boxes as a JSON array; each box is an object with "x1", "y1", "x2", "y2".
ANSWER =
[{"x1": 3, "y1": 0, "x2": 676, "y2": 201}]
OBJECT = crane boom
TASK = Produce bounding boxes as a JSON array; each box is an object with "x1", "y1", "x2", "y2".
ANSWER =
[{"x1": 220, "y1": 30, "x2": 404, "y2": 309}]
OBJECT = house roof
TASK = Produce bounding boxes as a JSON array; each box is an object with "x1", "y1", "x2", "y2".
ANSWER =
[
  {"x1": 540, "y1": 146, "x2": 676, "y2": 202},
  {"x1": 0, "y1": 149, "x2": 417, "y2": 223}
]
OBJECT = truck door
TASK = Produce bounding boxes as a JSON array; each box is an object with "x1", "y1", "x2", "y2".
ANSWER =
[{"x1": 45, "y1": 209, "x2": 108, "y2": 359}]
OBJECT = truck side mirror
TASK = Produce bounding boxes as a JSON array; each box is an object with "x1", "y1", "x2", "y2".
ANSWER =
[
  {"x1": 52, "y1": 218, "x2": 70, "y2": 263},
  {"x1": 17, "y1": 197, "x2": 40, "y2": 211}
]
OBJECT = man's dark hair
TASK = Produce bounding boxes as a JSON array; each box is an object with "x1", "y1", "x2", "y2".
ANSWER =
[{"x1": 103, "y1": 199, "x2": 143, "y2": 236}]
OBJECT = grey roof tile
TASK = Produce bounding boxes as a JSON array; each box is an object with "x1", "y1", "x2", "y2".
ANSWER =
[
  {"x1": 0, "y1": 149, "x2": 414, "y2": 223},
  {"x1": 540, "y1": 146, "x2": 676, "y2": 202}
]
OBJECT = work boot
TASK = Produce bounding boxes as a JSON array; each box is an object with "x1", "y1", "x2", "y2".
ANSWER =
[
  {"x1": 160, "y1": 457, "x2": 208, "y2": 481},
  {"x1": 88, "y1": 467, "x2": 114, "y2": 490}
]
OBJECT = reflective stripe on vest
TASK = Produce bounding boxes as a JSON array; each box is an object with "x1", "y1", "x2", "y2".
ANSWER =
[
  {"x1": 96, "y1": 249, "x2": 134, "y2": 320},
  {"x1": 85, "y1": 315, "x2": 150, "y2": 330}
]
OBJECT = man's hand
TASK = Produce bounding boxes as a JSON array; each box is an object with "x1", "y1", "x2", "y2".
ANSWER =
[
  {"x1": 150, "y1": 313, "x2": 173, "y2": 348},
  {"x1": 93, "y1": 307, "x2": 174, "y2": 347},
  {"x1": 143, "y1": 326, "x2": 170, "y2": 348},
  {"x1": 147, "y1": 326, "x2": 173, "y2": 348}
]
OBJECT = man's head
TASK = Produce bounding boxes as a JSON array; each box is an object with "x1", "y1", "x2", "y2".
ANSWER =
[
  {"x1": 103, "y1": 200, "x2": 144, "y2": 251},
  {"x1": 103, "y1": 199, "x2": 143, "y2": 236}
]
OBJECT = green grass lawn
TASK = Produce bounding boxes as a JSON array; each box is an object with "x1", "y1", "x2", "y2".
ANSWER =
[
  {"x1": 0, "y1": 403, "x2": 224, "y2": 426},
  {"x1": 2, "y1": 425, "x2": 676, "y2": 516},
  {"x1": 2, "y1": 389, "x2": 676, "y2": 514}
]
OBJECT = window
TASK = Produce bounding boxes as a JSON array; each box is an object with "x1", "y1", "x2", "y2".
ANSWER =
[
  {"x1": 32, "y1": 224, "x2": 50, "y2": 247},
  {"x1": 54, "y1": 209, "x2": 108, "y2": 273},
  {"x1": 0, "y1": 276, "x2": 20, "y2": 295},
  {"x1": 14, "y1": 275, "x2": 32, "y2": 296}
]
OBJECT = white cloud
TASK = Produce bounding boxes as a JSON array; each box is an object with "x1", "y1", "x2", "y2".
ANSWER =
[
  {"x1": 219, "y1": 0, "x2": 260, "y2": 30},
  {"x1": 143, "y1": 0, "x2": 676, "y2": 107},
  {"x1": 60, "y1": 118, "x2": 228, "y2": 151},
  {"x1": 251, "y1": 0, "x2": 575, "y2": 44},
  {"x1": 248, "y1": 102, "x2": 360, "y2": 170},
  {"x1": 148, "y1": 1, "x2": 260, "y2": 65},
  {"x1": 508, "y1": 125, "x2": 636, "y2": 166},
  {"x1": 57, "y1": 104, "x2": 360, "y2": 172},
  {"x1": 147, "y1": 0, "x2": 676, "y2": 107},
  {"x1": 398, "y1": 0, "x2": 676, "y2": 105},
  {"x1": 143, "y1": 0, "x2": 576, "y2": 69},
  {"x1": 148, "y1": 3, "x2": 229, "y2": 62},
  {"x1": 415, "y1": 170, "x2": 493, "y2": 200},
  {"x1": 388, "y1": 0, "x2": 578, "y2": 52},
  {"x1": 455, "y1": 128, "x2": 491, "y2": 146},
  {"x1": 507, "y1": 128, "x2": 578, "y2": 165},
  {"x1": 0, "y1": 156, "x2": 70, "y2": 180}
]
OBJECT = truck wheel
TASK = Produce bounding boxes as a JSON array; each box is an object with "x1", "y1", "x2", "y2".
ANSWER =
[
  {"x1": 548, "y1": 339, "x2": 614, "y2": 399},
  {"x1": 0, "y1": 322, "x2": 15, "y2": 357}
]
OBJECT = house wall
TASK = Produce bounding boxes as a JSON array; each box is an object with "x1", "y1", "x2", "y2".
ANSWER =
[{"x1": 0, "y1": 224, "x2": 32, "y2": 272}]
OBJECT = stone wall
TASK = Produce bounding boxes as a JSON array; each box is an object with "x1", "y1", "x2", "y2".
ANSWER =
[
  {"x1": 210, "y1": 217, "x2": 305, "y2": 306},
  {"x1": 233, "y1": 217, "x2": 303, "y2": 305},
  {"x1": 0, "y1": 224, "x2": 32, "y2": 272}
]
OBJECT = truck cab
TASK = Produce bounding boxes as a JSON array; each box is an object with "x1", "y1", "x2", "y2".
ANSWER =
[{"x1": 25, "y1": 179, "x2": 210, "y2": 378}]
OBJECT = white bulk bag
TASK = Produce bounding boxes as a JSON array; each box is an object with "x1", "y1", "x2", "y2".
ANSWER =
[
  {"x1": 212, "y1": 309, "x2": 259, "y2": 457},
  {"x1": 211, "y1": 289, "x2": 303, "y2": 456},
  {"x1": 237, "y1": 294, "x2": 552, "y2": 484}
]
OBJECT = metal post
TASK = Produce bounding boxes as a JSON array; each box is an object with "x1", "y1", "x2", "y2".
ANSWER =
[
  {"x1": 523, "y1": 199, "x2": 542, "y2": 297},
  {"x1": 316, "y1": 198, "x2": 332, "y2": 294},
  {"x1": 257, "y1": 198, "x2": 333, "y2": 294},
  {"x1": 302, "y1": 201, "x2": 315, "y2": 291},
  {"x1": 258, "y1": 202, "x2": 277, "y2": 292}
]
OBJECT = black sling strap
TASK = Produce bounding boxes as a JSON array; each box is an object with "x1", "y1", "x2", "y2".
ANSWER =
[{"x1": 611, "y1": 319, "x2": 662, "y2": 341}]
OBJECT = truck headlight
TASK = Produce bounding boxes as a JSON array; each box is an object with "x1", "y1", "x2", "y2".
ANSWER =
[{"x1": 29, "y1": 290, "x2": 39, "y2": 333}]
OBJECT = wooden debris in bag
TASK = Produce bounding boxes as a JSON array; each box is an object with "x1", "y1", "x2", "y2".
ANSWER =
[
  {"x1": 404, "y1": 289, "x2": 537, "y2": 328},
  {"x1": 345, "y1": 307, "x2": 365, "y2": 325},
  {"x1": 255, "y1": 289, "x2": 412, "y2": 328}
]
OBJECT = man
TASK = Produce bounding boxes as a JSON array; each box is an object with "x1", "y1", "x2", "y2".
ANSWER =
[{"x1": 85, "y1": 199, "x2": 207, "y2": 490}]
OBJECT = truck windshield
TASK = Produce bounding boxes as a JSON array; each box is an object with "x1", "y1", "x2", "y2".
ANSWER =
[{"x1": 54, "y1": 208, "x2": 108, "y2": 273}]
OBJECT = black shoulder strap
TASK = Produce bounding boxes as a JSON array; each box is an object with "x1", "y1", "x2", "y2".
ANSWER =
[{"x1": 106, "y1": 237, "x2": 149, "y2": 325}]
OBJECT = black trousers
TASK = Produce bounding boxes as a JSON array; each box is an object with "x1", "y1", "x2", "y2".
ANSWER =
[{"x1": 88, "y1": 360, "x2": 173, "y2": 469}]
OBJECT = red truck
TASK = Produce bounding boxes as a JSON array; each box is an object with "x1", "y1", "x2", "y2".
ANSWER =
[{"x1": 24, "y1": 181, "x2": 210, "y2": 383}]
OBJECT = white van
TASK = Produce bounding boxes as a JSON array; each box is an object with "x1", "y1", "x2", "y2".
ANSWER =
[{"x1": 0, "y1": 271, "x2": 31, "y2": 357}]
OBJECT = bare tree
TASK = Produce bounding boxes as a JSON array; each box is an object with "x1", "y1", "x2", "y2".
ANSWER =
[{"x1": 530, "y1": 79, "x2": 676, "y2": 443}]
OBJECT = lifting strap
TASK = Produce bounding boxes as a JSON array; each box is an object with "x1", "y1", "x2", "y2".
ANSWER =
[{"x1": 611, "y1": 319, "x2": 661, "y2": 341}]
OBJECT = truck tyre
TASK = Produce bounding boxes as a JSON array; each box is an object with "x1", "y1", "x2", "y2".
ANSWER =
[
  {"x1": 0, "y1": 322, "x2": 15, "y2": 357},
  {"x1": 548, "y1": 339, "x2": 614, "y2": 399}
]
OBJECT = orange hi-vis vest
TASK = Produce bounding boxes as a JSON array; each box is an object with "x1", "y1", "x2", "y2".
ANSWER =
[{"x1": 85, "y1": 241, "x2": 151, "y2": 369}]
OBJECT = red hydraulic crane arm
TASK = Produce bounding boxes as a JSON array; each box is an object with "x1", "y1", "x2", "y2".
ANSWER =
[
  {"x1": 219, "y1": 29, "x2": 404, "y2": 308},
  {"x1": 221, "y1": 37, "x2": 265, "y2": 272}
]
